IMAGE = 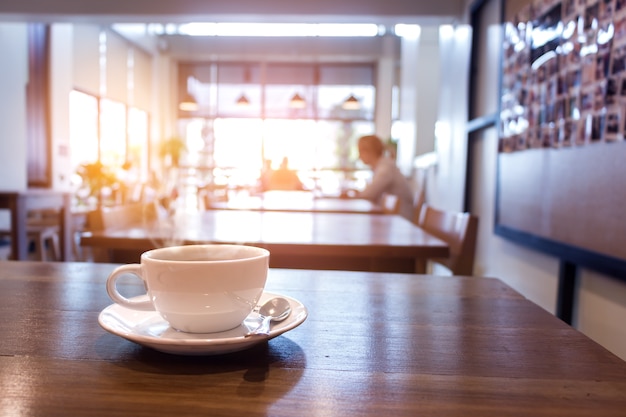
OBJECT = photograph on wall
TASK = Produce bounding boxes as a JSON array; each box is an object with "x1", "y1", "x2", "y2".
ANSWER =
[
  {"x1": 605, "y1": 105, "x2": 623, "y2": 140},
  {"x1": 590, "y1": 110, "x2": 607, "y2": 142},
  {"x1": 500, "y1": 0, "x2": 626, "y2": 151},
  {"x1": 576, "y1": 111, "x2": 591, "y2": 145},
  {"x1": 606, "y1": 75, "x2": 620, "y2": 105},
  {"x1": 563, "y1": 118, "x2": 575, "y2": 146},
  {"x1": 583, "y1": 0, "x2": 600, "y2": 40},
  {"x1": 611, "y1": 37, "x2": 626, "y2": 76}
]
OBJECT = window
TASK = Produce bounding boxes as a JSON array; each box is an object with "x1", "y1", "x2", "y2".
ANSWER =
[
  {"x1": 69, "y1": 90, "x2": 99, "y2": 171},
  {"x1": 100, "y1": 98, "x2": 127, "y2": 168},
  {"x1": 127, "y1": 107, "x2": 150, "y2": 182},
  {"x1": 177, "y1": 61, "x2": 377, "y2": 194},
  {"x1": 69, "y1": 90, "x2": 150, "y2": 206}
]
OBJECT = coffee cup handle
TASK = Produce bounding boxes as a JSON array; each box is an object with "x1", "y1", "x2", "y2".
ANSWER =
[{"x1": 106, "y1": 264, "x2": 155, "y2": 311}]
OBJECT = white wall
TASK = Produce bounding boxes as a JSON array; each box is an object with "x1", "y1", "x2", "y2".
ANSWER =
[
  {"x1": 374, "y1": 35, "x2": 395, "y2": 140},
  {"x1": 577, "y1": 272, "x2": 626, "y2": 357},
  {"x1": 396, "y1": 25, "x2": 441, "y2": 176},
  {"x1": 396, "y1": 32, "x2": 419, "y2": 174},
  {"x1": 414, "y1": 27, "x2": 441, "y2": 158},
  {"x1": 0, "y1": 23, "x2": 28, "y2": 191},
  {"x1": 430, "y1": 24, "x2": 471, "y2": 211}
]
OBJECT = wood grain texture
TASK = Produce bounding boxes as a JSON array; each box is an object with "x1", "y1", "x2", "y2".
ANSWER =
[
  {"x1": 80, "y1": 210, "x2": 449, "y2": 273},
  {"x1": 0, "y1": 261, "x2": 625, "y2": 416}
]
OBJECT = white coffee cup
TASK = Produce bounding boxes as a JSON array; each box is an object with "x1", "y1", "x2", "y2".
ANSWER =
[{"x1": 106, "y1": 244, "x2": 270, "y2": 333}]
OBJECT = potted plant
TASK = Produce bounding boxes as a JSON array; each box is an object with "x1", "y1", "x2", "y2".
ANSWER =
[
  {"x1": 159, "y1": 137, "x2": 187, "y2": 167},
  {"x1": 75, "y1": 161, "x2": 119, "y2": 207}
]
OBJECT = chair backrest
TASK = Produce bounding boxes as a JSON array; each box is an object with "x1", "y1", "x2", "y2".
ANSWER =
[
  {"x1": 86, "y1": 201, "x2": 159, "y2": 232},
  {"x1": 416, "y1": 204, "x2": 479, "y2": 275},
  {"x1": 26, "y1": 208, "x2": 62, "y2": 227},
  {"x1": 411, "y1": 186, "x2": 426, "y2": 224},
  {"x1": 84, "y1": 202, "x2": 160, "y2": 263},
  {"x1": 381, "y1": 193, "x2": 400, "y2": 214}
]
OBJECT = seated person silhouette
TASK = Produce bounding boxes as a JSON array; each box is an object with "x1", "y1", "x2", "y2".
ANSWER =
[
  {"x1": 355, "y1": 134, "x2": 414, "y2": 220},
  {"x1": 264, "y1": 157, "x2": 304, "y2": 191}
]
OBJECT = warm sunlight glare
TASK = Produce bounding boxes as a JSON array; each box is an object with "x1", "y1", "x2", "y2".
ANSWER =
[{"x1": 99, "y1": 99, "x2": 127, "y2": 167}]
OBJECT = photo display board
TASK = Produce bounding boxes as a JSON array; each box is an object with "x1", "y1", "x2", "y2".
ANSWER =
[{"x1": 497, "y1": 0, "x2": 626, "y2": 278}]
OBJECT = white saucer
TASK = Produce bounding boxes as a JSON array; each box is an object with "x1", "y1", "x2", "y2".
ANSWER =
[{"x1": 98, "y1": 291, "x2": 307, "y2": 355}]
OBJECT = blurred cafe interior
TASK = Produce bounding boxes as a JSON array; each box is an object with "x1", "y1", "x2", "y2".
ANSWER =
[{"x1": 0, "y1": 0, "x2": 625, "y2": 365}]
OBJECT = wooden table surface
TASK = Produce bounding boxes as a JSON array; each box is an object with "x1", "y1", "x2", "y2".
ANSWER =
[
  {"x1": 80, "y1": 210, "x2": 448, "y2": 273},
  {"x1": 1, "y1": 261, "x2": 624, "y2": 416},
  {"x1": 209, "y1": 191, "x2": 384, "y2": 214}
]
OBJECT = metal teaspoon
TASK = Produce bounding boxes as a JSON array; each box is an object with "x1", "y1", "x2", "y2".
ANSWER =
[{"x1": 245, "y1": 297, "x2": 292, "y2": 337}]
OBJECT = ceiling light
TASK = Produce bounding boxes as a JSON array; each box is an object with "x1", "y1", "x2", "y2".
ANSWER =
[
  {"x1": 236, "y1": 93, "x2": 250, "y2": 106},
  {"x1": 289, "y1": 93, "x2": 306, "y2": 109},
  {"x1": 173, "y1": 22, "x2": 382, "y2": 37},
  {"x1": 179, "y1": 93, "x2": 198, "y2": 111},
  {"x1": 236, "y1": 66, "x2": 252, "y2": 107},
  {"x1": 342, "y1": 94, "x2": 360, "y2": 110}
]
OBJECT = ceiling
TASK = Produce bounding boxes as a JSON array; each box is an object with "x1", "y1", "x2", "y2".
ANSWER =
[
  {"x1": 0, "y1": 0, "x2": 460, "y2": 65},
  {"x1": 0, "y1": 0, "x2": 464, "y2": 25}
]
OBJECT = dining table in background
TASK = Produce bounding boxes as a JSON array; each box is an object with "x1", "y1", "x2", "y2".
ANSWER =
[
  {"x1": 0, "y1": 261, "x2": 625, "y2": 416},
  {"x1": 207, "y1": 190, "x2": 384, "y2": 214},
  {"x1": 80, "y1": 209, "x2": 448, "y2": 273}
]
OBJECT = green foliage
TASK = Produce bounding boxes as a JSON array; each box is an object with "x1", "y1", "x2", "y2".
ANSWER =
[
  {"x1": 159, "y1": 137, "x2": 187, "y2": 166},
  {"x1": 75, "y1": 162, "x2": 118, "y2": 197}
]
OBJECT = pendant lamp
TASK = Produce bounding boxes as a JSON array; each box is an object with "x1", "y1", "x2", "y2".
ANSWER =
[
  {"x1": 289, "y1": 93, "x2": 306, "y2": 109},
  {"x1": 342, "y1": 94, "x2": 360, "y2": 110},
  {"x1": 179, "y1": 93, "x2": 199, "y2": 111},
  {"x1": 236, "y1": 93, "x2": 250, "y2": 106},
  {"x1": 236, "y1": 65, "x2": 252, "y2": 107}
]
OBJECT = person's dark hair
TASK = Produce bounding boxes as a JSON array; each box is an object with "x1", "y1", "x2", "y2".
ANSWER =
[{"x1": 357, "y1": 135, "x2": 385, "y2": 156}]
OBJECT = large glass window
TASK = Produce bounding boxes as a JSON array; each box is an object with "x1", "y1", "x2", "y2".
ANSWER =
[
  {"x1": 69, "y1": 90, "x2": 99, "y2": 171},
  {"x1": 213, "y1": 118, "x2": 264, "y2": 189},
  {"x1": 178, "y1": 117, "x2": 375, "y2": 194},
  {"x1": 69, "y1": 90, "x2": 150, "y2": 206},
  {"x1": 127, "y1": 107, "x2": 149, "y2": 182},
  {"x1": 177, "y1": 61, "x2": 377, "y2": 194},
  {"x1": 100, "y1": 98, "x2": 127, "y2": 168}
]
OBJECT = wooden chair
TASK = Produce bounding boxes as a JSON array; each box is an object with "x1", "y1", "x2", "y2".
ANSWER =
[
  {"x1": 411, "y1": 186, "x2": 426, "y2": 224},
  {"x1": 416, "y1": 204, "x2": 479, "y2": 275},
  {"x1": 84, "y1": 202, "x2": 160, "y2": 262},
  {"x1": 0, "y1": 208, "x2": 62, "y2": 261},
  {"x1": 27, "y1": 224, "x2": 60, "y2": 261},
  {"x1": 381, "y1": 193, "x2": 400, "y2": 214},
  {"x1": 26, "y1": 209, "x2": 62, "y2": 261},
  {"x1": 86, "y1": 201, "x2": 159, "y2": 231}
]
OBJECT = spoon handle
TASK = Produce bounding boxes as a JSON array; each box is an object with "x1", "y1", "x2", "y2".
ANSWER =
[{"x1": 245, "y1": 315, "x2": 272, "y2": 338}]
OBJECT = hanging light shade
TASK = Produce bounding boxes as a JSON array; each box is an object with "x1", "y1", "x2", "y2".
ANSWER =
[
  {"x1": 236, "y1": 93, "x2": 250, "y2": 106},
  {"x1": 236, "y1": 65, "x2": 253, "y2": 107},
  {"x1": 179, "y1": 93, "x2": 198, "y2": 111},
  {"x1": 289, "y1": 93, "x2": 306, "y2": 109},
  {"x1": 342, "y1": 94, "x2": 360, "y2": 110}
]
